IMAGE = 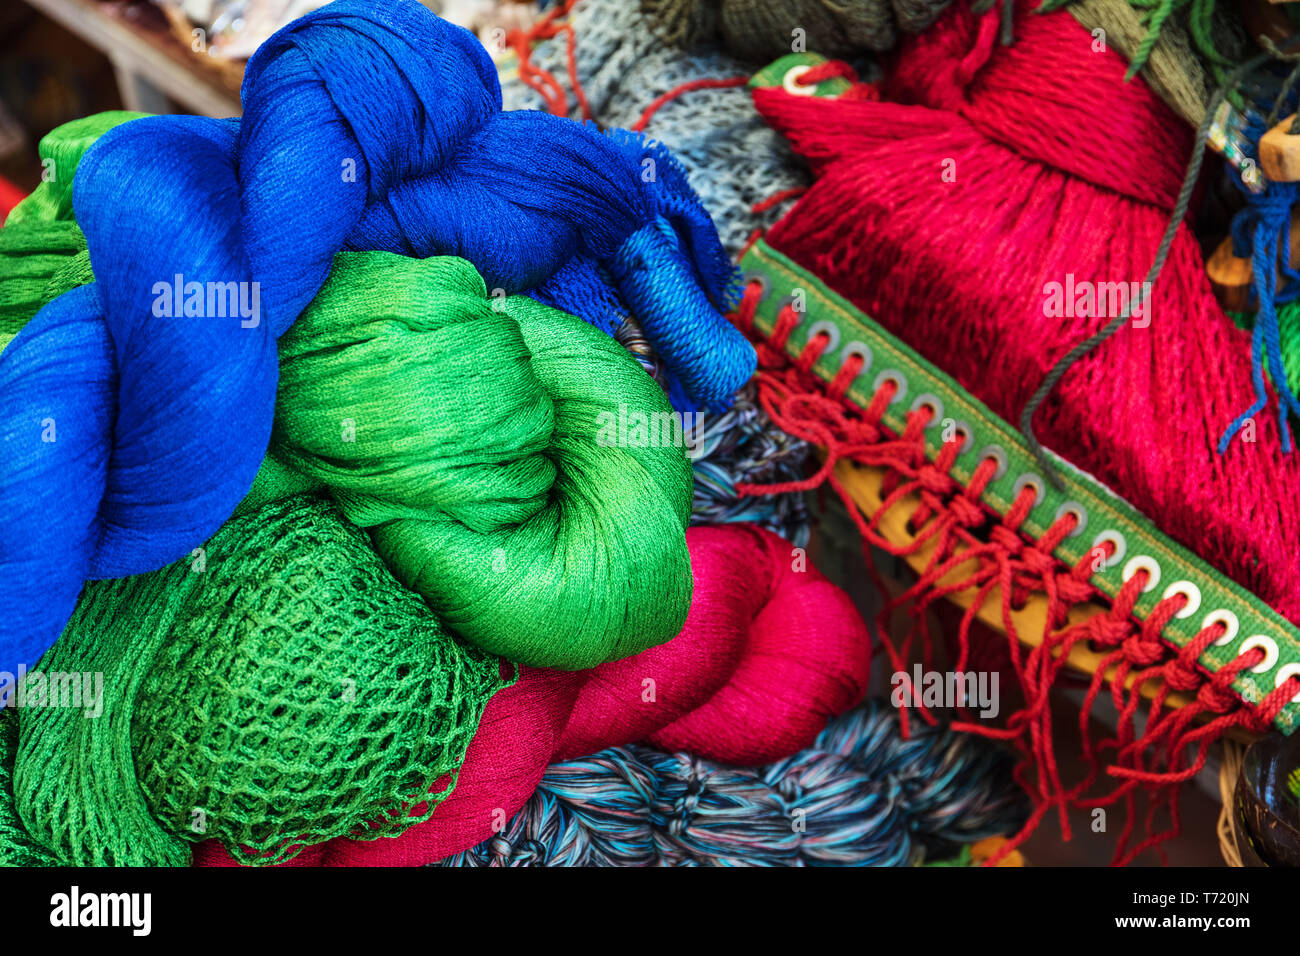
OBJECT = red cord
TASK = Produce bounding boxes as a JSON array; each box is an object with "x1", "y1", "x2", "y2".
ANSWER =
[
  {"x1": 730, "y1": 296, "x2": 1300, "y2": 865},
  {"x1": 631, "y1": 76, "x2": 750, "y2": 133}
]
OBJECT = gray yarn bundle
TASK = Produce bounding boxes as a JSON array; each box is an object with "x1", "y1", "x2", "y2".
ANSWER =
[{"x1": 640, "y1": 0, "x2": 952, "y2": 61}]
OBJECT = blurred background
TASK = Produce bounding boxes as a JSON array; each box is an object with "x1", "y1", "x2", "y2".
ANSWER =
[{"x1": 0, "y1": 0, "x2": 539, "y2": 207}]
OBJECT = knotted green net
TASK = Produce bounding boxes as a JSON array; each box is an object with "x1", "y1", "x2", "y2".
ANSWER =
[{"x1": 2, "y1": 495, "x2": 507, "y2": 866}]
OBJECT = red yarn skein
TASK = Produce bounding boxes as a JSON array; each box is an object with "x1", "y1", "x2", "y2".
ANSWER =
[{"x1": 752, "y1": 0, "x2": 1300, "y2": 625}]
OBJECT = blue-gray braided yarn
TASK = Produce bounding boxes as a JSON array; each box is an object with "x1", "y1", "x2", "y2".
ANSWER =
[
  {"x1": 499, "y1": 0, "x2": 810, "y2": 258},
  {"x1": 615, "y1": 316, "x2": 811, "y2": 544},
  {"x1": 434, "y1": 701, "x2": 1029, "y2": 866},
  {"x1": 686, "y1": 381, "x2": 811, "y2": 546}
]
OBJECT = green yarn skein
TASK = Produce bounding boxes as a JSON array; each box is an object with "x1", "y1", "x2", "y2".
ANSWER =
[
  {"x1": 265, "y1": 252, "x2": 695, "y2": 669},
  {"x1": 2, "y1": 495, "x2": 507, "y2": 867}
]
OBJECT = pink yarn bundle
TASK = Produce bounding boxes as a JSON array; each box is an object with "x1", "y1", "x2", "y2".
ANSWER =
[{"x1": 194, "y1": 523, "x2": 871, "y2": 866}]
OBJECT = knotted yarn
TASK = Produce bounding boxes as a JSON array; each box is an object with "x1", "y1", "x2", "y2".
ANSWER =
[
  {"x1": 436, "y1": 701, "x2": 1029, "y2": 866},
  {"x1": 0, "y1": 495, "x2": 508, "y2": 867},
  {"x1": 0, "y1": 0, "x2": 753, "y2": 673},
  {"x1": 264, "y1": 251, "x2": 694, "y2": 667},
  {"x1": 753, "y1": 0, "x2": 1300, "y2": 626},
  {"x1": 194, "y1": 522, "x2": 873, "y2": 866}
]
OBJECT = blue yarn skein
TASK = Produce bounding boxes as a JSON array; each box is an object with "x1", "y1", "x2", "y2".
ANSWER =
[{"x1": 0, "y1": 0, "x2": 754, "y2": 671}]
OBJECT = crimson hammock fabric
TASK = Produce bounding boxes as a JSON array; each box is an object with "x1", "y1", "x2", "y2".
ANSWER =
[
  {"x1": 193, "y1": 523, "x2": 872, "y2": 866},
  {"x1": 751, "y1": 0, "x2": 1300, "y2": 626}
]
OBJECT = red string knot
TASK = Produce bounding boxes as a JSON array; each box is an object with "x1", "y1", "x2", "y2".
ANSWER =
[
  {"x1": 1196, "y1": 680, "x2": 1241, "y2": 715},
  {"x1": 1120, "y1": 635, "x2": 1166, "y2": 668},
  {"x1": 989, "y1": 525, "x2": 1023, "y2": 554},
  {"x1": 1162, "y1": 655, "x2": 1204, "y2": 694},
  {"x1": 1084, "y1": 614, "x2": 1133, "y2": 649}
]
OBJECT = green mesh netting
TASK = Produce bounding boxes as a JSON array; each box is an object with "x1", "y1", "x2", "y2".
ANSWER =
[{"x1": 3, "y1": 495, "x2": 508, "y2": 866}]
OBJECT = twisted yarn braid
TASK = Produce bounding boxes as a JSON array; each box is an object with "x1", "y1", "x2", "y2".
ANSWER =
[{"x1": 436, "y1": 702, "x2": 1028, "y2": 866}]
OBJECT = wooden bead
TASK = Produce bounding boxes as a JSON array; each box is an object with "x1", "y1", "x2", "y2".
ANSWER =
[
  {"x1": 1208, "y1": 237, "x2": 1256, "y2": 312},
  {"x1": 1260, "y1": 114, "x2": 1300, "y2": 182},
  {"x1": 1207, "y1": 216, "x2": 1300, "y2": 312}
]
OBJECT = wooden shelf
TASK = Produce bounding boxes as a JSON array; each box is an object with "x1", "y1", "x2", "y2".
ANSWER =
[{"x1": 20, "y1": 0, "x2": 241, "y2": 117}]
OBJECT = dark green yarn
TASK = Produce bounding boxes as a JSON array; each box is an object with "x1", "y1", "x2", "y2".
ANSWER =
[
  {"x1": 268, "y1": 252, "x2": 695, "y2": 669},
  {"x1": 4, "y1": 495, "x2": 507, "y2": 866},
  {"x1": 642, "y1": 0, "x2": 950, "y2": 59},
  {"x1": 0, "y1": 714, "x2": 55, "y2": 866}
]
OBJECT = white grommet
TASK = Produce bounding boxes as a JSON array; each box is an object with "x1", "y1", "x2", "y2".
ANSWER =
[
  {"x1": 910, "y1": 393, "x2": 944, "y2": 427},
  {"x1": 1160, "y1": 580, "x2": 1201, "y2": 619},
  {"x1": 742, "y1": 272, "x2": 771, "y2": 301},
  {"x1": 1274, "y1": 663, "x2": 1300, "y2": 704},
  {"x1": 1091, "y1": 529, "x2": 1126, "y2": 569},
  {"x1": 1121, "y1": 555, "x2": 1161, "y2": 593},
  {"x1": 1012, "y1": 473, "x2": 1045, "y2": 505},
  {"x1": 805, "y1": 319, "x2": 841, "y2": 356},
  {"x1": 976, "y1": 444, "x2": 1008, "y2": 480},
  {"x1": 1202, "y1": 609, "x2": 1239, "y2": 647},
  {"x1": 774, "y1": 294, "x2": 804, "y2": 324},
  {"x1": 839, "y1": 341, "x2": 872, "y2": 379},
  {"x1": 945, "y1": 419, "x2": 974, "y2": 454},
  {"x1": 1055, "y1": 501, "x2": 1088, "y2": 537},
  {"x1": 872, "y1": 369, "x2": 908, "y2": 405},
  {"x1": 1239, "y1": 634, "x2": 1280, "y2": 674},
  {"x1": 783, "y1": 65, "x2": 817, "y2": 96}
]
